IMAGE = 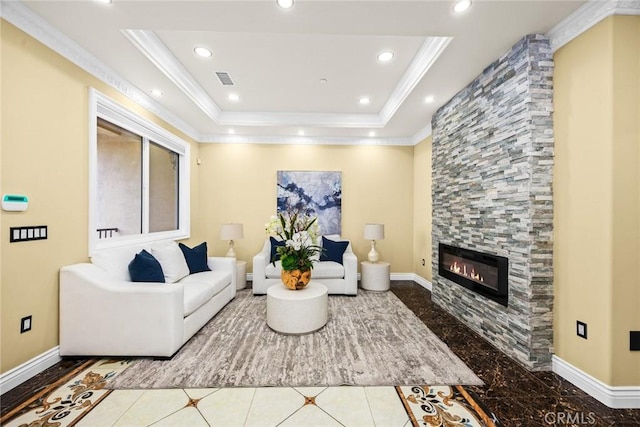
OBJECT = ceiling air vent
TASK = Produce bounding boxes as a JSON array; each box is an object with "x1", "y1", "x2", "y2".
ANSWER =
[{"x1": 215, "y1": 72, "x2": 234, "y2": 86}]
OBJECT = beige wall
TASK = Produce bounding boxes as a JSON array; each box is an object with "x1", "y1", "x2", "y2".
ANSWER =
[
  {"x1": 413, "y1": 136, "x2": 432, "y2": 281},
  {"x1": 610, "y1": 15, "x2": 640, "y2": 386},
  {"x1": 0, "y1": 21, "x2": 201, "y2": 373},
  {"x1": 197, "y1": 143, "x2": 415, "y2": 272},
  {"x1": 553, "y1": 15, "x2": 640, "y2": 386}
]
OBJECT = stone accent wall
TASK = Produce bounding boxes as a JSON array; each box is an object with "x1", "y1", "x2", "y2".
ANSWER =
[{"x1": 431, "y1": 34, "x2": 554, "y2": 370}]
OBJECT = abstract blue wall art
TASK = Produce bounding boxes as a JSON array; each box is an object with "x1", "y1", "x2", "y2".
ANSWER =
[{"x1": 277, "y1": 171, "x2": 342, "y2": 235}]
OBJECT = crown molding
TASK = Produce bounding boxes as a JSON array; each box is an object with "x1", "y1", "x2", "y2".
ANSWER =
[
  {"x1": 379, "y1": 37, "x2": 451, "y2": 124},
  {"x1": 122, "y1": 29, "x2": 222, "y2": 123},
  {"x1": 199, "y1": 133, "x2": 413, "y2": 146},
  {"x1": 547, "y1": 0, "x2": 640, "y2": 52},
  {"x1": 411, "y1": 123, "x2": 433, "y2": 145},
  {"x1": 218, "y1": 111, "x2": 383, "y2": 128},
  {"x1": 1, "y1": 0, "x2": 201, "y2": 141}
]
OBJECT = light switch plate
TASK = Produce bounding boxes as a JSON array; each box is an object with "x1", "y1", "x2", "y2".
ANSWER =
[
  {"x1": 21, "y1": 315, "x2": 32, "y2": 333},
  {"x1": 577, "y1": 321, "x2": 587, "y2": 339}
]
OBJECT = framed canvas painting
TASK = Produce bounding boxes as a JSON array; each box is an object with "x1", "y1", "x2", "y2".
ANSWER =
[{"x1": 276, "y1": 171, "x2": 342, "y2": 235}]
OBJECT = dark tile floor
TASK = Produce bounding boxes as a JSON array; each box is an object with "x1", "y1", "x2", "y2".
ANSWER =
[
  {"x1": 391, "y1": 281, "x2": 640, "y2": 427},
  {"x1": 2, "y1": 281, "x2": 639, "y2": 426}
]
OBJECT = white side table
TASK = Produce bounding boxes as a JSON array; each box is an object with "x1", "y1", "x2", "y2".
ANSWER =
[
  {"x1": 267, "y1": 282, "x2": 328, "y2": 334},
  {"x1": 361, "y1": 261, "x2": 391, "y2": 291},
  {"x1": 235, "y1": 260, "x2": 247, "y2": 290}
]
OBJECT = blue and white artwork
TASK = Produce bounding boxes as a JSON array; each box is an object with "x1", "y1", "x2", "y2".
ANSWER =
[{"x1": 277, "y1": 171, "x2": 342, "y2": 235}]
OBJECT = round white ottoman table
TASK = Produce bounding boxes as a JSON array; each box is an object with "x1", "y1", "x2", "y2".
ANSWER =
[
  {"x1": 360, "y1": 261, "x2": 391, "y2": 291},
  {"x1": 266, "y1": 281, "x2": 328, "y2": 335}
]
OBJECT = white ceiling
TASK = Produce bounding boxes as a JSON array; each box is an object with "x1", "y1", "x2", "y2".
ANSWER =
[{"x1": 11, "y1": 0, "x2": 589, "y2": 144}]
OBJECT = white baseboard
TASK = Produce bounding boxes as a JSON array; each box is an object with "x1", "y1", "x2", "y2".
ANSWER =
[
  {"x1": 409, "y1": 274, "x2": 433, "y2": 291},
  {"x1": 552, "y1": 355, "x2": 640, "y2": 409},
  {"x1": 0, "y1": 346, "x2": 61, "y2": 395}
]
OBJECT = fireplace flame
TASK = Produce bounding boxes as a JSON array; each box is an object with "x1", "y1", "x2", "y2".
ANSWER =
[{"x1": 450, "y1": 261, "x2": 484, "y2": 283}]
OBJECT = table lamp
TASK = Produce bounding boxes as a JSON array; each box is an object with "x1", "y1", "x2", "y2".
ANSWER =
[
  {"x1": 364, "y1": 223, "x2": 385, "y2": 263},
  {"x1": 220, "y1": 223, "x2": 243, "y2": 258}
]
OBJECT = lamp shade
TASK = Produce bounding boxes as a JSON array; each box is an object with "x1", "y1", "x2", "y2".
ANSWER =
[
  {"x1": 220, "y1": 223, "x2": 244, "y2": 240},
  {"x1": 363, "y1": 223, "x2": 384, "y2": 240}
]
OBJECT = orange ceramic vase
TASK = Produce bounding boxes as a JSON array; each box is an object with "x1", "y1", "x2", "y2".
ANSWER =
[{"x1": 281, "y1": 269, "x2": 311, "y2": 290}]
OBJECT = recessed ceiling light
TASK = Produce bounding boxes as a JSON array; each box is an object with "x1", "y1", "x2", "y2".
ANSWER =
[
  {"x1": 319, "y1": 78, "x2": 328, "y2": 84},
  {"x1": 94, "y1": 0, "x2": 112, "y2": 4},
  {"x1": 228, "y1": 129, "x2": 235, "y2": 134},
  {"x1": 151, "y1": 89, "x2": 163, "y2": 97},
  {"x1": 228, "y1": 93, "x2": 240, "y2": 101},
  {"x1": 453, "y1": 0, "x2": 472, "y2": 14},
  {"x1": 369, "y1": 131, "x2": 376, "y2": 137},
  {"x1": 424, "y1": 95, "x2": 435, "y2": 103},
  {"x1": 194, "y1": 46, "x2": 212, "y2": 58},
  {"x1": 276, "y1": 0, "x2": 294, "y2": 9},
  {"x1": 377, "y1": 51, "x2": 394, "y2": 62},
  {"x1": 298, "y1": 130, "x2": 305, "y2": 136},
  {"x1": 359, "y1": 97, "x2": 371, "y2": 105}
]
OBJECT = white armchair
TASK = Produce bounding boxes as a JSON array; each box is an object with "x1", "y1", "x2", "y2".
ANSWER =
[{"x1": 252, "y1": 234, "x2": 357, "y2": 295}]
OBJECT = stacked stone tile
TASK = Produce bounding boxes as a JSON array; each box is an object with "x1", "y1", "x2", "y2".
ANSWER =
[{"x1": 431, "y1": 34, "x2": 554, "y2": 370}]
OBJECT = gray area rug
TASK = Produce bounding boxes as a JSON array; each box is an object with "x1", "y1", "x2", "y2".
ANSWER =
[{"x1": 106, "y1": 289, "x2": 482, "y2": 389}]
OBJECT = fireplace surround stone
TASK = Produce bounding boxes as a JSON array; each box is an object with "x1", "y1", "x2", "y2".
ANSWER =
[{"x1": 431, "y1": 34, "x2": 554, "y2": 370}]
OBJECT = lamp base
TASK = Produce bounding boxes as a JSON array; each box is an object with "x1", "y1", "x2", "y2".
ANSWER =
[
  {"x1": 225, "y1": 240, "x2": 236, "y2": 258},
  {"x1": 367, "y1": 240, "x2": 379, "y2": 263}
]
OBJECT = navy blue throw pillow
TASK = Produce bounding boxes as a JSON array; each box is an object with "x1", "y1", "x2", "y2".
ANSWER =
[
  {"x1": 128, "y1": 250, "x2": 165, "y2": 283},
  {"x1": 320, "y1": 236, "x2": 349, "y2": 264},
  {"x1": 179, "y1": 242, "x2": 211, "y2": 274},
  {"x1": 270, "y1": 237, "x2": 286, "y2": 262}
]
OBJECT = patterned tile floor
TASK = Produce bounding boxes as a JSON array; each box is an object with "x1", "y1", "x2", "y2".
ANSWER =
[
  {"x1": 2, "y1": 282, "x2": 639, "y2": 426},
  {"x1": 1, "y1": 359, "x2": 491, "y2": 426}
]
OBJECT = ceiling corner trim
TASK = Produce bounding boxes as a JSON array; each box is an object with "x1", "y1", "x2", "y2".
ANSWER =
[
  {"x1": 547, "y1": 0, "x2": 640, "y2": 52},
  {"x1": 122, "y1": 29, "x2": 222, "y2": 123},
  {"x1": 411, "y1": 123, "x2": 432, "y2": 146},
  {"x1": 2, "y1": 0, "x2": 201, "y2": 141},
  {"x1": 199, "y1": 134, "x2": 413, "y2": 146},
  {"x1": 218, "y1": 111, "x2": 383, "y2": 128},
  {"x1": 379, "y1": 37, "x2": 452, "y2": 125}
]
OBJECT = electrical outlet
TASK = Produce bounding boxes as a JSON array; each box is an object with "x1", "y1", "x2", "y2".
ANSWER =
[
  {"x1": 421, "y1": 258, "x2": 425, "y2": 266},
  {"x1": 21, "y1": 315, "x2": 32, "y2": 333},
  {"x1": 576, "y1": 321, "x2": 587, "y2": 339}
]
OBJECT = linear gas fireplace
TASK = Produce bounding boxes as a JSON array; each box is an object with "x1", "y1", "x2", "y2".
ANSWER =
[{"x1": 438, "y1": 243, "x2": 509, "y2": 306}]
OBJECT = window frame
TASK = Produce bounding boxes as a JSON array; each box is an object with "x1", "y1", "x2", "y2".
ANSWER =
[{"x1": 89, "y1": 89, "x2": 190, "y2": 255}]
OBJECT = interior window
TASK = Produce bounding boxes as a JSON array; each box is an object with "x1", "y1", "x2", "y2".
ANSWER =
[
  {"x1": 96, "y1": 118, "x2": 143, "y2": 237},
  {"x1": 90, "y1": 89, "x2": 190, "y2": 253},
  {"x1": 149, "y1": 141, "x2": 179, "y2": 233}
]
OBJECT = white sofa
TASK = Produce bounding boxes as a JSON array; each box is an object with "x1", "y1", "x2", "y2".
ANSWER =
[
  {"x1": 252, "y1": 234, "x2": 357, "y2": 295},
  {"x1": 59, "y1": 241, "x2": 236, "y2": 357}
]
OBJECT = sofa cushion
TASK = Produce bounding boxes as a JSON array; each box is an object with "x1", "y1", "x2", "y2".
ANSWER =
[
  {"x1": 320, "y1": 236, "x2": 349, "y2": 264},
  {"x1": 151, "y1": 242, "x2": 190, "y2": 284},
  {"x1": 179, "y1": 242, "x2": 211, "y2": 274},
  {"x1": 265, "y1": 260, "x2": 282, "y2": 279},
  {"x1": 312, "y1": 260, "x2": 345, "y2": 279},
  {"x1": 270, "y1": 237, "x2": 286, "y2": 262},
  {"x1": 265, "y1": 260, "x2": 344, "y2": 280},
  {"x1": 128, "y1": 250, "x2": 165, "y2": 283},
  {"x1": 91, "y1": 244, "x2": 147, "y2": 281},
  {"x1": 180, "y1": 270, "x2": 232, "y2": 316}
]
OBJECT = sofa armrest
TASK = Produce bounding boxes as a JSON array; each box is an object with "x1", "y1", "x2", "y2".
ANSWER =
[
  {"x1": 59, "y1": 263, "x2": 184, "y2": 356},
  {"x1": 207, "y1": 256, "x2": 237, "y2": 290},
  {"x1": 252, "y1": 239, "x2": 273, "y2": 294},
  {"x1": 343, "y1": 251, "x2": 358, "y2": 282}
]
